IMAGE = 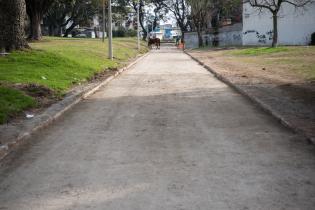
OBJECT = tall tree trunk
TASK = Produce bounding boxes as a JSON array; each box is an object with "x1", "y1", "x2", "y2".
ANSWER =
[
  {"x1": 272, "y1": 13, "x2": 278, "y2": 47},
  {"x1": 29, "y1": 12, "x2": 42, "y2": 40},
  {"x1": 178, "y1": 23, "x2": 186, "y2": 43},
  {"x1": 197, "y1": 23, "x2": 203, "y2": 47},
  {"x1": 197, "y1": 32, "x2": 203, "y2": 47},
  {"x1": 133, "y1": 1, "x2": 147, "y2": 40},
  {"x1": 48, "y1": 25, "x2": 60, "y2": 37},
  {"x1": 26, "y1": 0, "x2": 55, "y2": 41},
  {"x1": 0, "y1": 0, "x2": 28, "y2": 52},
  {"x1": 94, "y1": 27, "x2": 99, "y2": 38},
  {"x1": 48, "y1": 25, "x2": 53, "y2": 36},
  {"x1": 139, "y1": 13, "x2": 147, "y2": 40},
  {"x1": 180, "y1": 28, "x2": 185, "y2": 44},
  {"x1": 153, "y1": 17, "x2": 158, "y2": 31}
]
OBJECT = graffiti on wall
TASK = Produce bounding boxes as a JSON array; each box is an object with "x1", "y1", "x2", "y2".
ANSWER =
[
  {"x1": 233, "y1": 34, "x2": 242, "y2": 41},
  {"x1": 244, "y1": 30, "x2": 273, "y2": 43}
]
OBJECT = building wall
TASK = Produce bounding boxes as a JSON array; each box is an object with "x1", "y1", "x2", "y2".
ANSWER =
[
  {"x1": 243, "y1": 3, "x2": 315, "y2": 45},
  {"x1": 184, "y1": 24, "x2": 243, "y2": 49},
  {"x1": 155, "y1": 25, "x2": 182, "y2": 40},
  {"x1": 184, "y1": 32, "x2": 200, "y2": 49},
  {"x1": 218, "y1": 23, "x2": 243, "y2": 46},
  {"x1": 171, "y1": 28, "x2": 182, "y2": 37}
]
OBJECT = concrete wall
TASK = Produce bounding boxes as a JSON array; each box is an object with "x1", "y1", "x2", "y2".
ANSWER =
[
  {"x1": 243, "y1": 2, "x2": 315, "y2": 45},
  {"x1": 184, "y1": 23, "x2": 243, "y2": 49},
  {"x1": 184, "y1": 32, "x2": 200, "y2": 49},
  {"x1": 218, "y1": 23, "x2": 243, "y2": 46}
]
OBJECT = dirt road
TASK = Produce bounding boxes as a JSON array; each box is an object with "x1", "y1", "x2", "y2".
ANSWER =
[{"x1": 1, "y1": 46, "x2": 315, "y2": 210}]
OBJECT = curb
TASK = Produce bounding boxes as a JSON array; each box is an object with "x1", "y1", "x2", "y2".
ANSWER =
[
  {"x1": 184, "y1": 51, "x2": 314, "y2": 144},
  {"x1": 0, "y1": 52, "x2": 150, "y2": 161}
]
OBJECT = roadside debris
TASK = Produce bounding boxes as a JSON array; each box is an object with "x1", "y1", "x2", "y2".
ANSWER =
[{"x1": 26, "y1": 113, "x2": 34, "y2": 119}]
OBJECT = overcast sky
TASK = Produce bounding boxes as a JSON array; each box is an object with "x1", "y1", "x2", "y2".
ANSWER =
[{"x1": 145, "y1": 4, "x2": 176, "y2": 26}]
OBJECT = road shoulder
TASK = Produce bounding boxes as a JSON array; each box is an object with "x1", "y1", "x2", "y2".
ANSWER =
[{"x1": 185, "y1": 49, "x2": 315, "y2": 144}]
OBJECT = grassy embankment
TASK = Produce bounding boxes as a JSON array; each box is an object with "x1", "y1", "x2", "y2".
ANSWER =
[
  {"x1": 0, "y1": 37, "x2": 148, "y2": 123},
  {"x1": 227, "y1": 46, "x2": 315, "y2": 81}
]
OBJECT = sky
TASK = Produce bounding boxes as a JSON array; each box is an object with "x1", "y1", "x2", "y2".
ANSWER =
[{"x1": 145, "y1": 4, "x2": 177, "y2": 26}]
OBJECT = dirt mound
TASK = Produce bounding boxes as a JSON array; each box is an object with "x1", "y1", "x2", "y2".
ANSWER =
[
  {"x1": 13, "y1": 84, "x2": 59, "y2": 107},
  {"x1": 90, "y1": 68, "x2": 118, "y2": 82}
]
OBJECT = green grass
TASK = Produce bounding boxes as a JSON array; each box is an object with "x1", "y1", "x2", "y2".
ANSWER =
[
  {"x1": 0, "y1": 37, "x2": 148, "y2": 92},
  {"x1": 230, "y1": 47, "x2": 289, "y2": 56},
  {"x1": 0, "y1": 87, "x2": 36, "y2": 124},
  {"x1": 0, "y1": 37, "x2": 148, "y2": 124}
]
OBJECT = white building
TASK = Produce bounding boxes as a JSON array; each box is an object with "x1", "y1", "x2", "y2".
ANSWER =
[
  {"x1": 185, "y1": 2, "x2": 315, "y2": 48},
  {"x1": 243, "y1": 2, "x2": 315, "y2": 45},
  {"x1": 153, "y1": 24, "x2": 182, "y2": 40}
]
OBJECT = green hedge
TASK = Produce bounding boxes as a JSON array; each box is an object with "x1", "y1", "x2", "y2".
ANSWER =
[{"x1": 113, "y1": 28, "x2": 137, "y2": 37}]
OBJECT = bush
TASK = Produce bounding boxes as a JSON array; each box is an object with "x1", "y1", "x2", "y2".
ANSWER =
[
  {"x1": 126, "y1": 29, "x2": 137, "y2": 37},
  {"x1": 113, "y1": 27, "x2": 137, "y2": 37},
  {"x1": 311, "y1": 32, "x2": 315, "y2": 45},
  {"x1": 113, "y1": 28, "x2": 125, "y2": 37}
]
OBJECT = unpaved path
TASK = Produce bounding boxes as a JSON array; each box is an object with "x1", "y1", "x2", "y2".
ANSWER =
[{"x1": 1, "y1": 46, "x2": 315, "y2": 210}]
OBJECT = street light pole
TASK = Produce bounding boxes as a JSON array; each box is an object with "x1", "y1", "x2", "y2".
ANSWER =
[
  {"x1": 147, "y1": 24, "x2": 149, "y2": 40},
  {"x1": 102, "y1": 0, "x2": 105, "y2": 42},
  {"x1": 108, "y1": 0, "x2": 113, "y2": 60},
  {"x1": 137, "y1": 0, "x2": 140, "y2": 51}
]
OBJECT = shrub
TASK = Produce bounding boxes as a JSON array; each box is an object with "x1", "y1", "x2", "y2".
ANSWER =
[
  {"x1": 113, "y1": 27, "x2": 137, "y2": 37},
  {"x1": 113, "y1": 28, "x2": 126, "y2": 37},
  {"x1": 126, "y1": 29, "x2": 137, "y2": 37}
]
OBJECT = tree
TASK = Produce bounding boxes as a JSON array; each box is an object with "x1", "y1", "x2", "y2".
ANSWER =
[
  {"x1": 210, "y1": 0, "x2": 242, "y2": 27},
  {"x1": 150, "y1": 0, "x2": 168, "y2": 31},
  {"x1": 129, "y1": 0, "x2": 149, "y2": 40},
  {"x1": 25, "y1": 0, "x2": 55, "y2": 40},
  {"x1": 164, "y1": 0, "x2": 190, "y2": 41},
  {"x1": 114, "y1": 0, "x2": 168, "y2": 39},
  {"x1": 244, "y1": 0, "x2": 314, "y2": 47},
  {"x1": 187, "y1": 0, "x2": 242, "y2": 47},
  {"x1": 187, "y1": 0, "x2": 213, "y2": 47},
  {"x1": 44, "y1": 0, "x2": 99, "y2": 37},
  {"x1": 44, "y1": 0, "x2": 73, "y2": 36},
  {"x1": 0, "y1": 0, "x2": 28, "y2": 52},
  {"x1": 62, "y1": 0, "x2": 99, "y2": 37}
]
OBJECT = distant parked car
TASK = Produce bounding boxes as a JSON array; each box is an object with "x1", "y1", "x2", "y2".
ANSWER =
[{"x1": 74, "y1": 34, "x2": 87, "y2": 38}]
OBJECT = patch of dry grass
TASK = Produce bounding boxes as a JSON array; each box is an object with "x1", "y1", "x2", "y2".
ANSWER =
[{"x1": 224, "y1": 46, "x2": 315, "y2": 81}]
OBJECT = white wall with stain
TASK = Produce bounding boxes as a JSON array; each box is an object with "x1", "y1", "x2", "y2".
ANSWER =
[{"x1": 243, "y1": 2, "x2": 315, "y2": 45}]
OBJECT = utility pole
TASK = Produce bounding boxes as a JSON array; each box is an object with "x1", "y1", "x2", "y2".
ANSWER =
[
  {"x1": 108, "y1": 0, "x2": 113, "y2": 60},
  {"x1": 147, "y1": 24, "x2": 149, "y2": 40},
  {"x1": 102, "y1": 0, "x2": 105, "y2": 42},
  {"x1": 147, "y1": 20, "x2": 153, "y2": 40},
  {"x1": 137, "y1": 0, "x2": 140, "y2": 51}
]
